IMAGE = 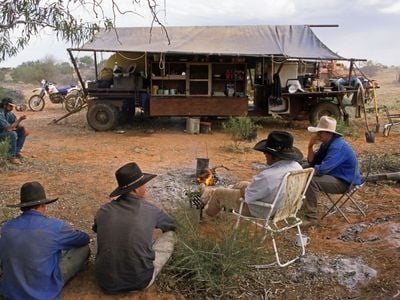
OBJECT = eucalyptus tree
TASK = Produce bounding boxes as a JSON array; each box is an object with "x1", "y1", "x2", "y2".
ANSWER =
[{"x1": 0, "y1": 0, "x2": 166, "y2": 62}]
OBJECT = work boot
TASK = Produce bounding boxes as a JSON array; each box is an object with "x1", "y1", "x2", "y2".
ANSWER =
[
  {"x1": 301, "y1": 217, "x2": 319, "y2": 229},
  {"x1": 16, "y1": 153, "x2": 25, "y2": 159},
  {"x1": 8, "y1": 157, "x2": 22, "y2": 165}
]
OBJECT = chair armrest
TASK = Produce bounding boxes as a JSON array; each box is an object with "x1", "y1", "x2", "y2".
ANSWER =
[{"x1": 245, "y1": 200, "x2": 273, "y2": 208}]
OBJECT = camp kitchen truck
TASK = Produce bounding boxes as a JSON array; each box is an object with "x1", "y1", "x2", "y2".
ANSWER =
[{"x1": 67, "y1": 25, "x2": 365, "y2": 131}]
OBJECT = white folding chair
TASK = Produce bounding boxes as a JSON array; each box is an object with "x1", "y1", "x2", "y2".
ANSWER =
[
  {"x1": 232, "y1": 168, "x2": 314, "y2": 267},
  {"x1": 321, "y1": 156, "x2": 372, "y2": 223}
]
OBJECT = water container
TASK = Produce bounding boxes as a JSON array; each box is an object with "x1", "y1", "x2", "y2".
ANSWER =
[{"x1": 186, "y1": 117, "x2": 200, "y2": 134}]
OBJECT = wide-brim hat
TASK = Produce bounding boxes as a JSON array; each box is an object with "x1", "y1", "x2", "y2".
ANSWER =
[
  {"x1": 254, "y1": 131, "x2": 303, "y2": 161},
  {"x1": 288, "y1": 81, "x2": 304, "y2": 93},
  {"x1": 7, "y1": 181, "x2": 58, "y2": 208},
  {"x1": 307, "y1": 115, "x2": 342, "y2": 136},
  {"x1": 1, "y1": 97, "x2": 16, "y2": 107},
  {"x1": 110, "y1": 162, "x2": 157, "y2": 197}
]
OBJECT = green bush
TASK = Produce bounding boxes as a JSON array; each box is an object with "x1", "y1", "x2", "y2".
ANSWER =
[
  {"x1": 0, "y1": 137, "x2": 10, "y2": 160},
  {"x1": 223, "y1": 116, "x2": 261, "y2": 142},
  {"x1": 165, "y1": 198, "x2": 268, "y2": 297}
]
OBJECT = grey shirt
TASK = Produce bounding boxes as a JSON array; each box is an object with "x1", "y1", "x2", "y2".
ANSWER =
[
  {"x1": 245, "y1": 160, "x2": 303, "y2": 218},
  {"x1": 93, "y1": 194, "x2": 175, "y2": 292}
]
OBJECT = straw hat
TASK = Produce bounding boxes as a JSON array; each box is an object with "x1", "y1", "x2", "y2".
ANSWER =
[{"x1": 307, "y1": 116, "x2": 342, "y2": 136}]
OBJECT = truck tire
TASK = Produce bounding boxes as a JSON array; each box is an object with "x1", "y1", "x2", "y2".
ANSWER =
[
  {"x1": 309, "y1": 102, "x2": 341, "y2": 125},
  {"x1": 87, "y1": 103, "x2": 119, "y2": 131}
]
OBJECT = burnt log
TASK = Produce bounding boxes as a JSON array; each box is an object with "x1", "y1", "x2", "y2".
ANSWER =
[{"x1": 365, "y1": 172, "x2": 400, "y2": 183}]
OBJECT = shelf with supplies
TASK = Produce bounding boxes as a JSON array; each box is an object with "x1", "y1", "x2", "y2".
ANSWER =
[
  {"x1": 211, "y1": 63, "x2": 247, "y2": 97},
  {"x1": 151, "y1": 62, "x2": 187, "y2": 96},
  {"x1": 149, "y1": 61, "x2": 246, "y2": 97}
]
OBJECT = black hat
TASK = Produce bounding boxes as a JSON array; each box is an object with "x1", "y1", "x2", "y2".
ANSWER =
[
  {"x1": 1, "y1": 97, "x2": 16, "y2": 108},
  {"x1": 253, "y1": 131, "x2": 303, "y2": 161},
  {"x1": 7, "y1": 182, "x2": 58, "y2": 208},
  {"x1": 110, "y1": 162, "x2": 157, "y2": 197}
]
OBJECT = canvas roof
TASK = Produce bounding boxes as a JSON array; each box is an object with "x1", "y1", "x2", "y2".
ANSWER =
[{"x1": 70, "y1": 25, "x2": 346, "y2": 60}]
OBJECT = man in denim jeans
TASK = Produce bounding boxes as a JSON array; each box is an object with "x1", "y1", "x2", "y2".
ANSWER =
[{"x1": 0, "y1": 97, "x2": 29, "y2": 165}]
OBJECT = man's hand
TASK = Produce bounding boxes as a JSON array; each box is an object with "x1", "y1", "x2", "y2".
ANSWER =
[
  {"x1": 308, "y1": 134, "x2": 320, "y2": 148},
  {"x1": 307, "y1": 134, "x2": 320, "y2": 163},
  {"x1": 18, "y1": 115, "x2": 27, "y2": 122}
]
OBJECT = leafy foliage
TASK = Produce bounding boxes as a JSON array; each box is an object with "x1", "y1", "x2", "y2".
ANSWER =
[
  {"x1": 0, "y1": 87, "x2": 24, "y2": 102},
  {"x1": 223, "y1": 116, "x2": 261, "y2": 143},
  {"x1": 165, "y1": 198, "x2": 268, "y2": 297},
  {"x1": 10, "y1": 58, "x2": 74, "y2": 84},
  {"x1": 359, "y1": 60, "x2": 388, "y2": 77},
  {"x1": 0, "y1": 0, "x2": 167, "y2": 62},
  {"x1": 0, "y1": 137, "x2": 10, "y2": 160}
]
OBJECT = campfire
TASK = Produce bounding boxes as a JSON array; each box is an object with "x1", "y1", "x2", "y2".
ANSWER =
[
  {"x1": 196, "y1": 168, "x2": 215, "y2": 186},
  {"x1": 195, "y1": 165, "x2": 230, "y2": 186}
]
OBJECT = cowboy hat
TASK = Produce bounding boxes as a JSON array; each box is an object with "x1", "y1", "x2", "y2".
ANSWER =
[
  {"x1": 253, "y1": 131, "x2": 303, "y2": 161},
  {"x1": 1, "y1": 97, "x2": 16, "y2": 108},
  {"x1": 110, "y1": 162, "x2": 157, "y2": 197},
  {"x1": 307, "y1": 116, "x2": 342, "y2": 136},
  {"x1": 7, "y1": 182, "x2": 58, "y2": 208}
]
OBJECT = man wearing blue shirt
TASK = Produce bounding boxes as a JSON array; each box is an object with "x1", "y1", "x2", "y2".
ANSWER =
[
  {"x1": 304, "y1": 116, "x2": 361, "y2": 225},
  {"x1": 0, "y1": 97, "x2": 29, "y2": 165},
  {"x1": 0, "y1": 182, "x2": 90, "y2": 300}
]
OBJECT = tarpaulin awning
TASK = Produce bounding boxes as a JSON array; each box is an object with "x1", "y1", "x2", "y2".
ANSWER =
[{"x1": 70, "y1": 25, "x2": 345, "y2": 60}]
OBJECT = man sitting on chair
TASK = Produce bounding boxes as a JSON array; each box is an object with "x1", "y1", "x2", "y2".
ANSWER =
[
  {"x1": 303, "y1": 116, "x2": 361, "y2": 225},
  {"x1": 201, "y1": 131, "x2": 303, "y2": 218}
]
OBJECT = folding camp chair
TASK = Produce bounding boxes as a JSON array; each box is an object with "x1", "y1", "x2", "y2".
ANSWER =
[
  {"x1": 232, "y1": 168, "x2": 314, "y2": 267},
  {"x1": 382, "y1": 105, "x2": 400, "y2": 137},
  {"x1": 321, "y1": 156, "x2": 372, "y2": 223}
]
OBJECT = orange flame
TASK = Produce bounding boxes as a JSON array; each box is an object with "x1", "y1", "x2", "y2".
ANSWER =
[{"x1": 196, "y1": 168, "x2": 214, "y2": 186}]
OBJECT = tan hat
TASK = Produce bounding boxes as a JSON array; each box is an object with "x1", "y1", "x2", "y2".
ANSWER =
[{"x1": 307, "y1": 116, "x2": 342, "y2": 136}]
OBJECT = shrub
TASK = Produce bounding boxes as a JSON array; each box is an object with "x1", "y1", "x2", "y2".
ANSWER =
[
  {"x1": 164, "y1": 197, "x2": 268, "y2": 297},
  {"x1": 223, "y1": 116, "x2": 261, "y2": 143},
  {"x1": 0, "y1": 137, "x2": 10, "y2": 160}
]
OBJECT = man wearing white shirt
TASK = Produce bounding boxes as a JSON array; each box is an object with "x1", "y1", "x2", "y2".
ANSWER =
[{"x1": 201, "y1": 131, "x2": 303, "y2": 218}]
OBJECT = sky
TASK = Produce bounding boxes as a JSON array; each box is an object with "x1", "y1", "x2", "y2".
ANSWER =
[{"x1": 1, "y1": 0, "x2": 400, "y2": 68}]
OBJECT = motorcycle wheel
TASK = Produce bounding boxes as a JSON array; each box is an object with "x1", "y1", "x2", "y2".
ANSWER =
[
  {"x1": 64, "y1": 93, "x2": 85, "y2": 113},
  {"x1": 28, "y1": 95, "x2": 45, "y2": 111}
]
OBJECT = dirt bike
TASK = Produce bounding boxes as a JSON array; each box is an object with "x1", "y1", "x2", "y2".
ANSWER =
[
  {"x1": 28, "y1": 80, "x2": 82, "y2": 112},
  {"x1": 64, "y1": 89, "x2": 87, "y2": 112}
]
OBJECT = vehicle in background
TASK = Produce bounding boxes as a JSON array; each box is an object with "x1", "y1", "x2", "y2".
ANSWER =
[{"x1": 28, "y1": 79, "x2": 81, "y2": 112}]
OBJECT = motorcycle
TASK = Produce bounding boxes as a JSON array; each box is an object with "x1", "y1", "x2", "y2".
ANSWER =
[{"x1": 28, "y1": 79, "x2": 82, "y2": 112}]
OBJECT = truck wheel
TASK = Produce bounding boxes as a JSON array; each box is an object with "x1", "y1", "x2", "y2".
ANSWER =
[
  {"x1": 309, "y1": 102, "x2": 341, "y2": 125},
  {"x1": 87, "y1": 103, "x2": 119, "y2": 131}
]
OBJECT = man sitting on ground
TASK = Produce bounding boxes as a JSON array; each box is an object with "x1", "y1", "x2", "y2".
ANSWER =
[
  {"x1": 201, "y1": 131, "x2": 303, "y2": 218},
  {"x1": 0, "y1": 97, "x2": 30, "y2": 165},
  {"x1": 93, "y1": 162, "x2": 176, "y2": 293},
  {"x1": 0, "y1": 182, "x2": 90, "y2": 300},
  {"x1": 303, "y1": 116, "x2": 361, "y2": 225}
]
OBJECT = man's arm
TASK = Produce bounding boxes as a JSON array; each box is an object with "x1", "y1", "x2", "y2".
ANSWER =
[
  {"x1": 314, "y1": 142, "x2": 346, "y2": 175},
  {"x1": 156, "y1": 210, "x2": 176, "y2": 232},
  {"x1": 6, "y1": 114, "x2": 26, "y2": 132},
  {"x1": 307, "y1": 135, "x2": 321, "y2": 163},
  {"x1": 58, "y1": 222, "x2": 90, "y2": 249}
]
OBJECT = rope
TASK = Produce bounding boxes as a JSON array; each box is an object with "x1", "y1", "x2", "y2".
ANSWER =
[
  {"x1": 158, "y1": 52, "x2": 165, "y2": 70},
  {"x1": 116, "y1": 52, "x2": 146, "y2": 61}
]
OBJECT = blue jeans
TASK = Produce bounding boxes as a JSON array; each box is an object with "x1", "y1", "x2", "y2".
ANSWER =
[{"x1": 0, "y1": 128, "x2": 26, "y2": 158}]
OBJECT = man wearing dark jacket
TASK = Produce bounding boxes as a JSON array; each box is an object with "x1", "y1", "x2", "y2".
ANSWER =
[
  {"x1": 0, "y1": 182, "x2": 90, "y2": 300},
  {"x1": 93, "y1": 162, "x2": 176, "y2": 292}
]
